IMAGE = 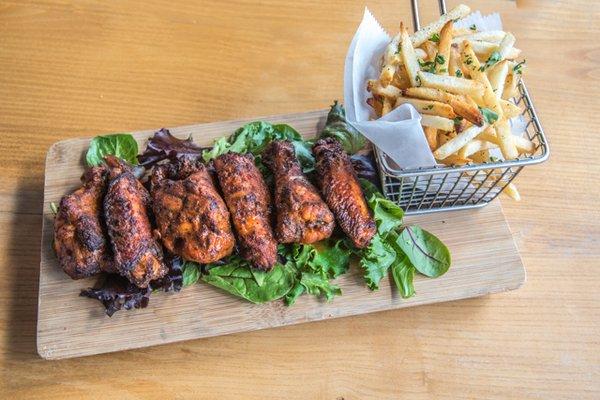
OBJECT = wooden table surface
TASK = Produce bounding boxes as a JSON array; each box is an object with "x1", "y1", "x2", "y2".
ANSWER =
[{"x1": 1, "y1": 0, "x2": 598, "y2": 398}]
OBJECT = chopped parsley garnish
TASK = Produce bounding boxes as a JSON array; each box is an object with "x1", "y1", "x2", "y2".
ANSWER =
[
  {"x1": 423, "y1": 105, "x2": 434, "y2": 110},
  {"x1": 430, "y1": 33, "x2": 440, "y2": 43},
  {"x1": 453, "y1": 116, "x2": 463, "y2": 124},
  {"x1": 418, "y1": 59, "x2": 437, "y2": 73},
  {"x1": 479, "y1": 107, "x2": 499, "y2": 124},
  {"x1": 470, "y1": 24, "x2": 477, "y2": 31},
  {"x1": 482, "y1": 50, "x2": 502, "y2": 71},
  {"x1": 435, "y1": 54, "x2": 445, "y2": 65},
  {"x1": 513, "y1": 59, "x2": 526, "y2": 75},
  {"x1": 455, "y1": 69, "x2": 463, "y2": 77}
]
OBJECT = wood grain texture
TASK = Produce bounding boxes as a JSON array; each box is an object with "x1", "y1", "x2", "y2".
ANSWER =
[
  {"x1": 38, "y1": 110, "x2": 525, "y2": 359},
  {"x1": 1, "y1": 0, "x2": 599, "y2": 398}
]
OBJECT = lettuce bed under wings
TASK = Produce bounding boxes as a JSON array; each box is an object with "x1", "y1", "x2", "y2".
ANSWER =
[{"x1": 77, "y1": 102, "x2": 451, "y2": 314}]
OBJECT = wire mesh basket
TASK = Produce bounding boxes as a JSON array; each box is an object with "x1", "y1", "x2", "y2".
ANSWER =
[{"x1": 375, "y1": 0, "x2": 549, "y2": 215}]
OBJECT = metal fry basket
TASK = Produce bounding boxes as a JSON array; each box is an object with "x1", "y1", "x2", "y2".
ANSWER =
[{"x1": 375, "y1": 0, "x2": 549, "y2": 215}]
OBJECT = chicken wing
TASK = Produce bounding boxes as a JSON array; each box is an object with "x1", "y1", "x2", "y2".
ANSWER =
[
  {"x1": 263, "y1": 140, "x2": 335, "y2": 244},
  {"x1": 313, "y1": 138, "x2": 376, "y2": 248},
  {"x1": 104, "y1": 156, "x2": 166, "y2": 287},
  {"x1": 53, "y1": 166, "x2": 113, "y2": 279},
  {"x1": 213, "y1": 152, "x2": 277, "y2": 270},
  {"x1": 151, "y1": 159, "x2": 235, "y2": 264}
]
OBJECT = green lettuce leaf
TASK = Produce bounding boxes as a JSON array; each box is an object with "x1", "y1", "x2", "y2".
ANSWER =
[
  {"x1": 319, "y1": 101, "x2": 366, "y2": 154},
  {"x1": 202, "y1": 256, "x2": 296, "y2": 304},
  {"x1": 396, "y1": 226, "x2": 451, "y2": 278},
  {"x1": 201, "y1": 121, "x2": 313, "y2": 171},
  {"x1": 360, "y1": 234, "x2": 396, "y2": 290},
  {"x1": 86, "y1": 133, "x2": 138, "y2": 166}
]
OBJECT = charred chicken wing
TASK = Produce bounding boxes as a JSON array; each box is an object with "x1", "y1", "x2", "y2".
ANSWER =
[
  {"x1": 104, "y1": 156, "x2": 166, "y2": 287},
  {"x1": 313, "y1": 138, "x2": 376, "y2": 248},
  {"x1": 264, "y1": 140, "x2": 335, "y2": 244},
  {"x1": 53, "y1": 166, "x2": 113, "y2": 279},
  {"x1": 151, "y1": 159, "x2": 235, "y2": 264},
  {"x1": 213, "y1": 152, "x2": 277, "y2": 270}
]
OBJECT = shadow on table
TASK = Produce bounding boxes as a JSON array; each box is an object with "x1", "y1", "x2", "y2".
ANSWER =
[{"x1": 4, "y1": 174, "x2": 44, "y2": 363}]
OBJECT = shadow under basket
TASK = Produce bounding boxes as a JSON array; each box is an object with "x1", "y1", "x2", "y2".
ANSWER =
[{"x1": 375, "y1": 80, "x2": 550, "y2": 215}]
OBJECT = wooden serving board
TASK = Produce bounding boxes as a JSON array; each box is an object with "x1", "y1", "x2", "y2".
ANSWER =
[{"x1": 38, "y1": 110, "x2": 525, "y2": 360}]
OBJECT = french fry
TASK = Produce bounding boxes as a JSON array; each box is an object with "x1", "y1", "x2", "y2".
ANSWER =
[
  {"x1": 405, "y1": 87, "x2": 483, "y2": 126},
  {"x1": 497, "y1": 32, "x2": 516, "y2": 61},
  {"x1": 447, "y1": 95, "x2": 484, "y2": 126},
  {"x1": 391, "y1": 67, "x2": 412, "y2": 90},
  {"x1": 414, "y1": 48, "x2": 428, "y2": 59},
  {"x1": 423, "y1": 126, "x2": 438, "y2": 151},
  {"x1": 452, "y1": 27, "x2": 473, "y2": 37},
  {"x1": 466, "y1": 40, "x2": 521, "y2": 60},
  {"x1": 433, "y1": 123, "x2": 488, "y2": 160},
  {"x1": 366, "y1": 97, "x2": 383, "y2": 117},
  {"x1": 488, "y1": 60, "x2": 510, "y2": 99},
  {"x1": 439, "y1": 154, "x2": 472, "y2": 166},
  {"x1": 421, "y1": 40, "x2": 438, "y2": 61},
  {"x1": 420, "y1": 114, "x2": 455, "y2": 131},
  {"x1": 499, "y1": 98, "x2": 522, "y2": 119},
  {"x1": 403, "y1": 87, "x2": 446, "y2": 102},
  {"x1": 461, "y1": 41, "x2": 503, "y2": 118},
  {"x1": 458, "y1": 139, "x2": 497, "y2": 158},
  {"x1": 452, "y1": 30, "x2": 506, "y2": 44},
  {"x1": 417, "y1": 70, "x2": 484, "y2": 97},
  {"x1": 503, "y1": 182, "x2": 521, "y2": 201},
  {"x1": 382, "y1": 97, "x2": 393, "y2": 116},
  {"x1": 436, "y1": 21, "x2": 453, "y2": 75},
  {"x1": 495, "y1": 119, "x2": 519, "y2": 159},
  {"x1": 449, "y1": 44, "x2": 462, "y2": 77},
  {"x1": 395, "y1": 96, "x2": 456, "y2": 118},
  {"x1": 380, "y1": 33, "x2": 402, "y2": 87},
  {"x1": 367, "y1": 79, "x2": 401, "y2": 98},
  {"x1": 400, "y1": 22, "x2": 421, "y2": 88},
  {"x1": 411, "y1": 4, "x2": 471, "y2": 47},
  {"x1": 513, "y1": 135, "x2": 534, "y2": 153},
  {"x1": 502, "y1": 62, "x2": 525, "y2": 99},
  {"x1": 470, "y1": 149, "x2": 490, "y2": 163}
]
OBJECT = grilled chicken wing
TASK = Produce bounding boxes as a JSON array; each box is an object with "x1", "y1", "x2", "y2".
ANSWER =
[
  {"x1": 104, "y1": 156, "x2": 166, "y2": 287},
  {"x1": 313, "y1": 138, "x2": 376, "y2": 248},
  {"x1": 213, "y1": 153, "x2": 277, "y2": 270},
  {"x1": 151, "y1": 159, "x2": 235, "y2": 264},
  {"x1": 53, "y1": 166, "x2": 113, "y2": 279},
  {"x1": 264, "y1": 140, "x2": 335, "y2": 244}
]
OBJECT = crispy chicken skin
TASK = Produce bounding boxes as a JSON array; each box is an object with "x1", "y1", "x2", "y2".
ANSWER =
[
  {"x1": 104, "y1": 156, "x2": 166, "y2": 287},
  {"x1": 53, "y1": 166, "x2": 113, "y2": 279},
  {"x1": 213, "y1": 153, "x2": 277, "y2": 270},
  {"x1": 150, "y1": 159, "x2": 235, "y2": 264},
  {"x1": 264, "y1": 140, "x2": 335, "y2": 244},
  {"x1": 313, "y1": 138, "x2": 376, "y2": 248}
]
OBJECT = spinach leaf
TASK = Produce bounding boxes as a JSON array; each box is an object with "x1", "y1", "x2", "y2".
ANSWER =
[
  {"x1": 182, "y1": 261, "x2": 201, "y2": 287},
  {"x1": 202, "y1": 257, "x2": 296, "y2": 304},
  {"x1": 360, "y1": 234, "x2": 396, "y2": 290},
  {"x1": 396, "y1": 226, "x2": 451, "y2": 278},
  {"x1": 319, "y1": 101, "x2": 366, "y2": 154},
  {"x1": 86, "y1": 133, "x2": 139, "y2": 166},
  {"x1": 390, "y1": 253, "x2": 416, "y2": 298}
]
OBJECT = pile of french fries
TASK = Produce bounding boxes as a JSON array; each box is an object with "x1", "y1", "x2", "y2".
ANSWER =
[{"x1": 366, "y1": 4, "x2": 532, "y2": 199}]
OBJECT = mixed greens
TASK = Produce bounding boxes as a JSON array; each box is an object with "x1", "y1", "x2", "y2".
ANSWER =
[{"x1": 78, "y1": 102, "x2": 450, "y2": 313}]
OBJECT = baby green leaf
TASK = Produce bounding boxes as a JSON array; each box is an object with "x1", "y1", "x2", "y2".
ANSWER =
[{"x1": 396, "y1": 226, "x2": 451, "y2": 278}]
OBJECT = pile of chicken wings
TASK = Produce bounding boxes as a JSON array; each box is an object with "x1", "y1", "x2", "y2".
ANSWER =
[{"x1": 54, "y1": 137, "x2": 376, "y2": 289}]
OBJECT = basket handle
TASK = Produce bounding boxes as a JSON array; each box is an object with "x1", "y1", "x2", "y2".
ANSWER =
[{"x1": 410, "y1": 0, "x2": 447, "y2": 31}]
